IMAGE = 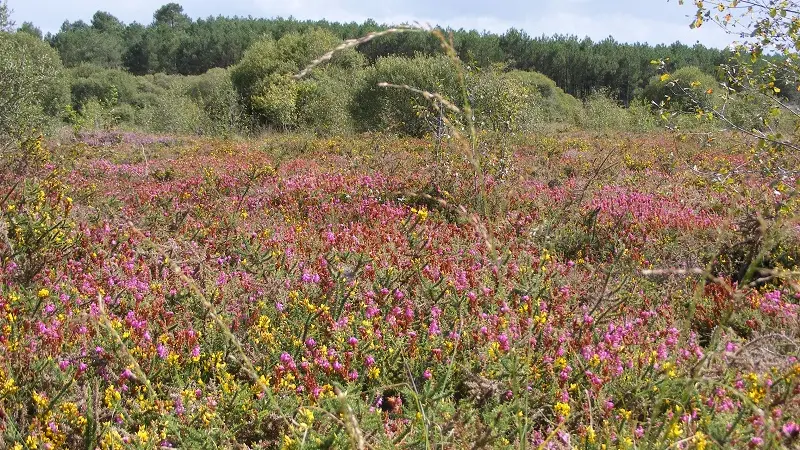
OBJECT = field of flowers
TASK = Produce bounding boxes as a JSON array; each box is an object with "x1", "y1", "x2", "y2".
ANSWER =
[{"x1": 0, "y1": 130, "x2": 798, "y2": 449}]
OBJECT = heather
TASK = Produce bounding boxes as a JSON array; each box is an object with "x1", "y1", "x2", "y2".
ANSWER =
[
  {"x1": 0, "y1": 130, "x2": 798, "y2": 449},
  {"x1": 2, "y1": 0, "x2": 800, "y2": 448}
]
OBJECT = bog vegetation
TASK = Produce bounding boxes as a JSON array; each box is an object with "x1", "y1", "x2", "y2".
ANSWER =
[{"x1": 0, "y1": 0, "x2": 799, "y2": 449}]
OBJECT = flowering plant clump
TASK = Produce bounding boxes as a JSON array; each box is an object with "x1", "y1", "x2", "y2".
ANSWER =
[{"x1": 0, "y1": 132, "x2": 797, "y2": 448}]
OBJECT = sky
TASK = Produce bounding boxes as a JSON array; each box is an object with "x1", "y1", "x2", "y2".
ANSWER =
[{"x1": 7, "y1": 0, "x2": 738, "y2": 48}]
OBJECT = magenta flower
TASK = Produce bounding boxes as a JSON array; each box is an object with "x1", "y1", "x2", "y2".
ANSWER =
[{"x1": 783, "y1": 421, "x2": 799, "y2": 439}]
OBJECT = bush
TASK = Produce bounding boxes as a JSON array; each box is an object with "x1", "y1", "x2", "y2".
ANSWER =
[
  {"x1": 721, "y1": 88, "x2": 799, "y2": 133},
  {"x1": 468, "y1": 68, "x2": 545, "y2": 133},
  {"x1": 0, "y1": 31, "x2": 69, "y2": 151},
  {"x1": 642, "y1": 65, "x2": 721, "y2": 113},
  {"x1": 581, "y1": 89, "x2": 633, "y2": 131},
  {"x1": 68, "y1": 65, "x2": 147, "y2": 110},
  {"x1": 136, "y1": 88, "x2": 207, "y2": 134},
  {"x1": 296, "y1": 67, "x2": 362, "y2": 135},
  {"x1": 504, "y1": 70, "x2": 583, "y2": 124},
  {"x1": 184, "y1": 68, "x2": 245, "y2": 136},
  {"x1": 351, "y1": 54, "x2": 462, "y2": 136},
  {"x1": 231, "y1": 28, "x2": 341, "y2": 127}
]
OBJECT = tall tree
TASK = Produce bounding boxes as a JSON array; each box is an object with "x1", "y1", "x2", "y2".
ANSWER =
[{"x1": 17, "y1": 22, "x2": 42, "y2": 39}]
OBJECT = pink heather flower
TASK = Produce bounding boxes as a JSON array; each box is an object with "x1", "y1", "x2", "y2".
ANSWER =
[
  {"x1": 311, "y1": 386, "x2": 322, "y2": 399},
  {"x1": 783, "y1": 421, "x2": 799, "y2": 438},
  {"x1": 423, "y1": 368, "x2": 432, "y2": 380},
  {"x1": 347, "y1": 370, "x2": 358, "y2": 381},
  {"x1": 157, "y1": 344, "x2": 168, "y2": 359},
  {"x1": 348, "y1": 336, "x2": 358, "y2": 346},
  {"x1": 635, "y1": 426, "x2": 644, "y2": 438},
  {"x1": 305, "y1": 338, "x2": 316, "y2": 349},
  {"x1": 749, "y1": 437, "x2": 764, "y2": 447},
  {"x1": 365, "y1": 356, "x2": 375, "y2": 366},
  {"x1": 497, "y1": 334, "x2": 510, "y2": 352},
  {"x1": 191, "y1": 346, "x2": 200, "y2": 358}
]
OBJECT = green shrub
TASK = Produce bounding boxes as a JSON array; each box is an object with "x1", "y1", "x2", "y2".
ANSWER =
[
  {"x1": 136, "y1": 88, "x2": 207, "y2": 134},
  {"x1": 184, "y1": 68, "x2": 245, "y2": 136},
  {"x1": 69, "y1": 72, "x2": 163, "y2": 114},
  {"x1": 468, "y1": 68, "x2": 545, "y2": 133},
  {"x1": 642, "y1": 65, "x2": 721, "y2": 113},
  {"x1": 721, "y1": 88, "x2": 798, "y2": 133},
  {"x1": 504, "y1": 70, "x2": 583, "y2": 123},
  {"x1": 0, "y1": 31, "x2": 69, "y2": 152},
  {"x1": 231, "y1": 28, "x2": 341, "y2": 126},
  {"x1": 581, "y1": 89, "x2": 632, "y2": 131},
  {"x1": 296, "y1": 67, "x2": 362, "y2": 135},
  {"x1": 351, "y1": 54, "x2": 462, "y2": 136}
]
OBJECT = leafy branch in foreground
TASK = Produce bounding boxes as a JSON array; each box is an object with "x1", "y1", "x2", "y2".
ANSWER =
[{"x1": 674, "y1": 0, "x2": 800, "y2": 150}]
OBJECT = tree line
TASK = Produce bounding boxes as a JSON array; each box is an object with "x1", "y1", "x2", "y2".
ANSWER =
[{"x1": 18, "y1": 3, "x2": 731, "y2": 103}]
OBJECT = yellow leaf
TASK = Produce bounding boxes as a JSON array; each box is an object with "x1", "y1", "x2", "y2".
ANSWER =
[{"x1": 660, "y1": 73, "x2": 671, "y2": 82}]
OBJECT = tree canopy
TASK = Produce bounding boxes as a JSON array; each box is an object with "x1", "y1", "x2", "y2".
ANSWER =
[{"x1": 42, "y1": 3, "x2": 732, "y2": 103}]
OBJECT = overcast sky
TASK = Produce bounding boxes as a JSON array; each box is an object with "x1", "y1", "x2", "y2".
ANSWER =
[{"x1": 7, "y1": 0, "x2": 737, "y2": 48}]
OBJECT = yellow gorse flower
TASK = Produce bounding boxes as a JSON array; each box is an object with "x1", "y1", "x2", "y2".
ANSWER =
[{"x1": 554, "y1": 401, "x2": 570, "y2": 418}]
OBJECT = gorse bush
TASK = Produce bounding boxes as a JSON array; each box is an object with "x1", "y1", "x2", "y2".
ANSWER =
[
  {"x1": 68, "y1": 65, "x2": 156, "y2": 111},
  {"x1": 65, "y1": 64, "x2": 245, "y2": 135},
  {"x1": 136, "y1": 87, "x2": 207, "y2": 134}
]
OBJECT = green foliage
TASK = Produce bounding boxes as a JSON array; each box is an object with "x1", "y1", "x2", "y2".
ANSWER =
[
  {"x1": 295, "y1": 67, "x2": 362, "y2": 135},
  {"x1": 250, "y1": 74, "x2": 301, "y2": 131},
  {"x1": 184, "y1": 68, "x2": 246, "y2": 136},
  {"x1": 352, "y1": 54, "x2": 462, "y2": 136},
  {"x1": 0, "y1": 0, "x2": 12, "y2": 32},
  {"x1": 17, "y1": 22, "x2": 42, "y2": 39},
  {"x1": 0, "y1": 31, "x2": 69, "y2": 153},
  {"x1": 683, "y1": 0, "x2": 800, "y2": 150},
  {"x1": 35, "y1": 4, "x2": 731, "y2": 105},
  {"x1": 468, "y1": 68, "x2": 545, "y2": 133},
  {"x1": 51, "y1": 18, "x2": 126, "y2": 69},
  {"x1": 136, "y1": 87, "x2": 206, "y2": 134},
  {"x1": 68, "y1": 65, "x2": 148, "y2": 110},
  {"x1": 504, "y1": 70, "x2": 584, "y2": 123},
  {"x1": 231, "y1": 28, "x2": 340, "y2": 128},
  {"x1": 642, "y1": 66, "x2": 720, "y2": 113},
  {"x1": 65, "y1": 64, "x2": 245, "y2": 136},
  {"x1": 581, "y1": 90, "x2": 635, "y2": 131}
]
